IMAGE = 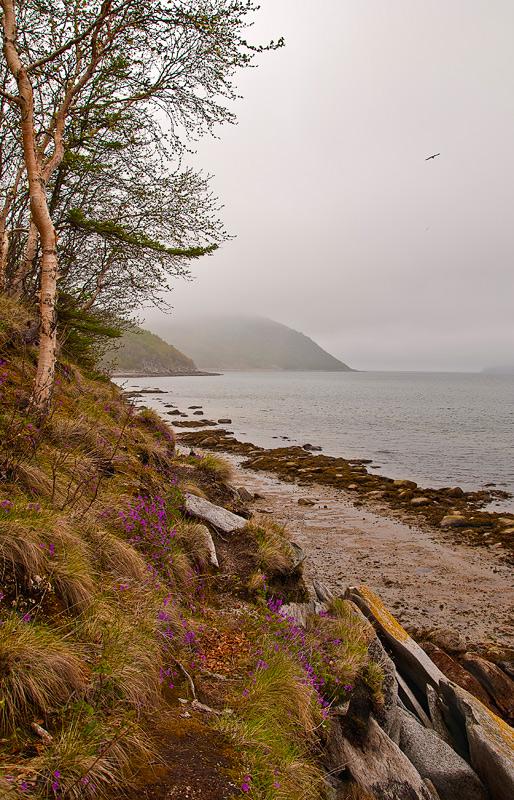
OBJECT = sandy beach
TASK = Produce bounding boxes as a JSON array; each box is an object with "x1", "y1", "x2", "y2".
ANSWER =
[{"x1": 212, "y1": 450, "x2": 514, "y2": 649}]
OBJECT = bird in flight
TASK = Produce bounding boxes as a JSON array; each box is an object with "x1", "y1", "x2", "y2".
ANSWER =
[{"x1": 425, "y1": 153, "x2": 440, "y2": 160}]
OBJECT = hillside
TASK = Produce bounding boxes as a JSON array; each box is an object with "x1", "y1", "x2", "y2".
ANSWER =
[
  {"x1": 107, "y1": 326, "x2": 200, "y2": 375},
  {"x1": 150, "y1": 315, "x2": 354, "y2": 371}
]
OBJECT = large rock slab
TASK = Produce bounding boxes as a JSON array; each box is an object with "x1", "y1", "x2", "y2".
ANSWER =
[
  {"x1": 326, "y1": 716, "x2": 432, "y2": 799},
  {"x1": 346, "y1": 586, "x2": 446, "y2": 694},
  {"x1": 184, "y1": 494, "x2": 247, "y2": 534},
  {"x1": 194, "y1": 524, "x2": 219, "y2": 568},
  {"x1": 424, "y1": 646, "x2": 499, "y2": 713},
  {"x1": 441, "y1": 681, "x2": 514, "y2": 800},
  {"x1": 398, "y1": 707, "x2": 489, "y2": 800},
  {"x1": 367, "y1": 631, "x2": 401, "y2": 743},
  {"x1": 461, "y1": 653, "x2": 514, "y2": 719}
]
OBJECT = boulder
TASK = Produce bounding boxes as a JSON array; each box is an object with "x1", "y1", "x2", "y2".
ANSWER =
[
  {"x1": 446, "y1": 487, "x2": 465, "y2": 498},
  {"x1": 280, "y1": 600, "x2": 324, "y2": 629},
  {"x1": 366, "y1": 633, "x2": 401, "y2": 743},
  {"x1": 325, "y1": 716, "x2": 432, "y2": 799},
  {"x1": 346, "y1": 586, "x2": 446, "y2": 695},
  {"x1": 312, "y1": 579, "x2": 334, "y2": 603},
  {"x1": 393, "y1": 479, "x2": 418, "y2": 489},
  {"x1": 191, "y1": 525, "x2": 219, "y2": 568},
  {"x1": 398, "y1": 707, "x2": 489, "y2": 800},
  {"x1": 441, "y1": 681, "x2": 514, "y2": 800},
  {"x1": 424, "y1": 647, "x2": 498, "y2": 712},
  {"x1": 426, "y1": 684, "x2": 454, "y2": 746},
  {"x1": 461, "y1": 654, "x2": 514, "y2": 719},
  {"x1": 289, "y1": 540, "x2": 306, "y2": 569},
  {"x1": 425, "y1": 628, "x2": 467, "y2": 656},
  {"x1": 236, "y1": 487, "x2": 254, "y2": 503},
  {"x1": 439, "y1": 515, "x2": 468, "y2": 528},
  {"x1": 184, "y1": 494, "x2": 247, "y2": 534}
]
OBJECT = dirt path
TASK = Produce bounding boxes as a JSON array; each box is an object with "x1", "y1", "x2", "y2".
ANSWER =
[{"x1": 222, "y1": 453, "x2": 514, "y2": 648}]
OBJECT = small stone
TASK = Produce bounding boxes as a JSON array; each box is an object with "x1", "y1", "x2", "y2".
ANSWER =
[
  {"x1": 193, "y1": 410, "x2": 204, "y2": 415},
  {"x1": 218, "y1": 418, "x2": 232, "y2": 424},
  {"x1": 440, "y1": 515, "x2": 468, "y2": 528},
  {"x1": 427, "y1": 627, "x2": 467, "y2": 655},
  {"x1": 298, "y1": 497, "x2": 315, "y2": 506},
  {"x1": 411, "y1": 497, "x2": 430, "y2": 506},
  {"x1": 446, "y1": 486, "x2": 465, "y2": 498},
  {"x1": 393, "y1": 479, "x2": 418, "y2": 489}
]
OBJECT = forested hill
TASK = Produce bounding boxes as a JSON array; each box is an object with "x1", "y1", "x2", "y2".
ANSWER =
[
  {"x1": 150, "y1": 316, "x2": 354, "y2": 371},
  {"x1": 108, "y1": 327, "x2": 200, "y2": 375}
]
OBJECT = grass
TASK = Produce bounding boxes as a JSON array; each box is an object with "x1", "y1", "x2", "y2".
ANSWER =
[
  {"x1": 247, "y1": 516, "x2": 295, "y2": 578},
  {"x1": 0, "y1": 297, "x2": 386, "y2": 799},
  {"x1": 0, "y1": 614, "x2": 85, "y2": 735},
  {"x1": 217, "y1": 641, "x2": 327, "y2": 800},
  {"x1": 192, "y1": 452, "x2": 234, "y2": 482}
]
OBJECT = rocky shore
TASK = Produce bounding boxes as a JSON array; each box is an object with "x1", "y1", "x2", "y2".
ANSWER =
[{"x1": 176, "y1": 425, "x2": 514, "y2": 557}]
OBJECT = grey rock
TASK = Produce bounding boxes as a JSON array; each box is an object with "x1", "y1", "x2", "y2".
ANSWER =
[
  {"x1": 236, "y1": 486, "x2": 254, "y2": 503},
  {"x1": 427, "y1": 628, "x2": 467, "y2": 656},
  {"x1": 289, "y1": 540, "x2": 306, "y2": 568},
  {"x1": 184, "y1": 494, "x2": 247, "y2": 534},
  {"x1": 461, "y1": 653, "x2": 514, "y2": 719},
  {"x1": 193, "y1": 524, "x2": 219, "y2": 568},
  {"x1": 367, "y1": 633, "x2": 401, "y2": 743},
  {"x1": 439, "y1": 515, "x2": 468, "y2": 528},
  {"x1": 346, "y1": 585, "x2": 446, "y2": 695},
  {"x1": 312, "y1": 578, "x2": 334, "y2": 603},
  {"x1": 441, "y1": 680, "x2": 514, "y2": 800},
  {"x1": 398, "y1": 707, "x2": 489, "y2": 800},
  {"x1": 423, "y1": 779, "x2": 441, "y2": 799},
  {"x1": 426, "y1": 684, "x2": 454, "y2": 746},
  {"x1": 325, "y1": 716, "x2": 432, "y2": 799},
  {"x1": 280, "y1": 600, "x2": 324, "y2": 629}
]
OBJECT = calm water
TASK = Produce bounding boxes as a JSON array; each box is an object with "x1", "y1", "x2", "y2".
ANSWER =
[{"x1": 115, "y1": 371, "x2": 514, "y2": 508}]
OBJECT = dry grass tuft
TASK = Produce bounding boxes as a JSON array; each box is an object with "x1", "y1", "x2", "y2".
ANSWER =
[
  {"x1": 51, "y1": 549, "x2": 95, "y2": 613},
  {"x1": 174, "y1": 520, "x2": 215, "y2": 566},
  {"x1": 88, "y1": 529, "x2": 147, "y2": 581},
  {"x1": 218, "y1": 642, "x2": 326, "y2": 800},
  {"x1": 194, "y1": 452, "x2": 233, "y2": 482},
  {"x1": 82, "y1": 602, "x2": 162, "y2": 713},
  {"x1": 14, "y1": 460, "x2": 53, "y2": 499},
  {"x1": 248, "y1": 515, "x2": 295, "y2": 576},
  {"x1": 0, "y1": 521, "x2": 45, "y2": 579},
  {"x1": 0, "y1": 615, "x2": 85, "y2": 734},
  {"x1": 35, "y1": 709, "x2": 151, "y2": 800}
]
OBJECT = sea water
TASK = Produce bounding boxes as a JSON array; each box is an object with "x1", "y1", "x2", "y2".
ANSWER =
[{"x1": 114, "y1": 371, "x2": 514, "y2": 508}]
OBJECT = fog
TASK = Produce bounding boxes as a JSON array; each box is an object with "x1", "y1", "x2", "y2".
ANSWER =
[{"x1": 143, "y1": 0, "x2": 514, "y2": 372}]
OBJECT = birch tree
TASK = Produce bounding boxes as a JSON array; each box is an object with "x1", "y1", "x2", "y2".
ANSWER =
[{"x1": 0, "y1": 0, "x2": 281, "y2": 414}]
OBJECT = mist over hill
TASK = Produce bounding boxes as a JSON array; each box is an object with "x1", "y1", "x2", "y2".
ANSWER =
[
  {"x1": 149, "y1": 316, "x2": 354, "y2": 371},
  {"x1": 481, "y1": 364, "x2": 514, "y2": 375}
]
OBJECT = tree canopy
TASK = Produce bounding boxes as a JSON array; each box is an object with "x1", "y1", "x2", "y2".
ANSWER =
[{"x1": 0, "y1": 0, "x2": 282, "y2": 411}]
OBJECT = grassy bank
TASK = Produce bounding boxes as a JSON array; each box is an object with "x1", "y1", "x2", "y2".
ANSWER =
[{"x1": 0, "y1": 303, "x2": 383, "y2": 799}]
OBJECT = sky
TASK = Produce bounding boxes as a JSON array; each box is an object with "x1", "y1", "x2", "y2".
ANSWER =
[{"x1": 143, "y1": 0, "x2": 514, "y2": 372}]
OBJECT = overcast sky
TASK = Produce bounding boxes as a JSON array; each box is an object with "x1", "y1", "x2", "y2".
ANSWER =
[{"x1": 143, "y1": 0, "x2": 514, "y2": 372}]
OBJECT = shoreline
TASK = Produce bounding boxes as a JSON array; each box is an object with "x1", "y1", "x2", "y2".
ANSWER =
[
  {"x1": 111, "y1": 370, "x2": 221, "y2": 378},
  {"x1": 176, "y1": 425, "x2": 514, "y2": 558},
  {"x1": 212, "y1": 449, "x2": 514, "y2": 648}
]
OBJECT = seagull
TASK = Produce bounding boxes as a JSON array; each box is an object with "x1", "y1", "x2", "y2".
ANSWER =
[{"x1": 425, "y1": 153, "x2": 440, "y2": 160}]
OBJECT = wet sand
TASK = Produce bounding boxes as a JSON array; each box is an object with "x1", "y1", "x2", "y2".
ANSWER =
[{"x1": 222, "y1": 453, "x2": 514, "y2": 648}]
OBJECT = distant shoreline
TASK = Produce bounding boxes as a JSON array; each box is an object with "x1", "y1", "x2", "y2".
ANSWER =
[{"x1": 111, "y1": 370, "x2": 221, "y2": 378}]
